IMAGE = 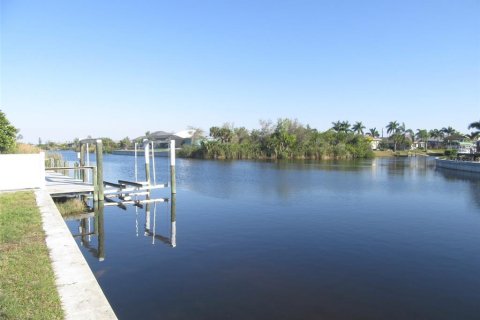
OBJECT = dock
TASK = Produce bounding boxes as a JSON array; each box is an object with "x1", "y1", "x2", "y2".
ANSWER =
[{"x1": 45, "y1": 171, "x2": 94, "y2": 196}]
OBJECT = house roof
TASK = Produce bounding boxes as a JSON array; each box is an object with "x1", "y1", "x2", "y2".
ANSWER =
[{"x1": 174, "y1": 130, "x2": 195, "y2": 139}]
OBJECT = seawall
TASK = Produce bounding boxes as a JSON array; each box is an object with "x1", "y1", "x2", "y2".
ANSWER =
[
  {"x1": 435, "y1": 158, "x2": 480, "y2": 173},
  {"x1": 36, "y1": 190, "x2": 117, "y2": 319}
]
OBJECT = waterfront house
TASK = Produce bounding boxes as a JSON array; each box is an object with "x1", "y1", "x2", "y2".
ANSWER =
[{"x1": 135, "y1": 130, "x2": 196, "y2": 148}]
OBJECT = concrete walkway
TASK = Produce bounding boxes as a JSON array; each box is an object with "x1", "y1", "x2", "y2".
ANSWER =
[{"x1": 35, "y1": 190, "x2": 117, "y2": 319}]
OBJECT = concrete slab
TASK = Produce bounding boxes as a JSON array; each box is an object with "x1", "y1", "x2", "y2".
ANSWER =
[{"x1": 35, "y1": 190, "x2": 117, "y2": 320}]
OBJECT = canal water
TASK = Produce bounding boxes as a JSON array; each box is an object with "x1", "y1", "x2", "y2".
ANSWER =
[{"x1": 60, "y1": 152, "x2": 480, "y2": 319}]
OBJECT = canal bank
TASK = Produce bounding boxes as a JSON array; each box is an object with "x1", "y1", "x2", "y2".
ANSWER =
[
  {"x1": 35, "y1": 189, "x2": 117, "y2": 319},
  {"x1": 435, "y1": 158, "x2": 480, "y2": 173}
]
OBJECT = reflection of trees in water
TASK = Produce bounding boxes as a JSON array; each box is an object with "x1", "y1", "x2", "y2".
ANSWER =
[
  {"x1": 436, "y1": 168, "x2": 480, "y2": 209},
  {"x1": 183, "y1": 159, "x2": 378, "y2": 199},
  {"x1": 383, "y1": 156, "x2": 433, "y2": 177}
]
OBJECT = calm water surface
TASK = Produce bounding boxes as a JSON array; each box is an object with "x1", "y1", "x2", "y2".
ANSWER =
[{"x1": 60, "y1": 152, "x2": 480, "y2": 319}]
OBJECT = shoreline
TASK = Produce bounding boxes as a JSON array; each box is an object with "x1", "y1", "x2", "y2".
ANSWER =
[
  {"x1": 35, "y1": 190, "x2": 117, "y2": 319},
  {"x1": 435, "y1": 158, "x2": 480, "y2": 173}
]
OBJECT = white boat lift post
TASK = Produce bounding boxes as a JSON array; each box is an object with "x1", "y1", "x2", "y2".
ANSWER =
[
  {"x1": 144, "y1": 139, "x2": 151, "y2": 187},
  {"x1": 134, "y1": 142, "x2": 138, "y2": 182},
  {"x1": 170, "y1": 139, "x2": 176, "y2": 194},
  {"x1": 151, "y1": 141, "x2": 156, "y2": 186}
]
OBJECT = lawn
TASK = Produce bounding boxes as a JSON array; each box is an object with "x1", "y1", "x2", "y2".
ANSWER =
[{"x1": 0, "y1": 191, "x2": 63, "y2": 319}]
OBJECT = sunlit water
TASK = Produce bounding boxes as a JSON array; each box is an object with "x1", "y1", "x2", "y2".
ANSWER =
[{"x1": 59, "y1": 151, "x2": 480, "y2": 319}]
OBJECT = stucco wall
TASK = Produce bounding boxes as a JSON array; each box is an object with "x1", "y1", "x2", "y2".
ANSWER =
[
  {"x1": 435, "y1": 158, "x2": 480, "y2": 173},
  {"x1": 0, "y1": 152, "x2": 45, "y2": 190}
]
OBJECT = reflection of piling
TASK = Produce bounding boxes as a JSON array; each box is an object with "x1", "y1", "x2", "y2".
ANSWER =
[
  {"x1": 145, "y1": 202, "x2": 151, "y2": 235},
  {"x1": 170, "y1": 194, "x2": 176, "y2": 247},
  {"x1": 80, "y1": 217, "x2": 88, "y2": 246},
  {"x1": 95, "y1": 201, "x2": 105, "y2": 261},
  {"x1": 170, "y1": 140, "x2": 176, "y2": 194}
]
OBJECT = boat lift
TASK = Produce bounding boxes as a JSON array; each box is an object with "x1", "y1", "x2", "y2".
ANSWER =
[{"x1": 100, "y1": 139, "x2": 176, "y2": 207}]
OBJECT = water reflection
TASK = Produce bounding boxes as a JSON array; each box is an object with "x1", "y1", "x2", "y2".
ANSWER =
[
  {"x1": 66, "y1": 195, "x2": 177, "y2": 260},
  {"x1": 180, "y1": 157, "x2": 439, "y2": 200},
  {"x1": 436, "y1": 168, "x2": 480, "y2": 209},
  {"x1": 67, "y1": 202, "x2": 105, "y2": 261},
  {"x1": 143, "y1": 195, "x2": 177, "y2": 247}
]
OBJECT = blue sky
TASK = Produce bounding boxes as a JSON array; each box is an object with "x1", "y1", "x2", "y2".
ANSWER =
[{"x1": 1, "y1": 0, "x2": 479, "y2": 142}]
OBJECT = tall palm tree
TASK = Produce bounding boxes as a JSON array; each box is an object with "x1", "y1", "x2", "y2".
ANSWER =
[
  {"x1": 352, "y1": 121, "x2": 365, "y2": 135},
  {"x1": 416, "y1": 129, "x2": 429, "y2": 152},
  {"x1": 386, "y1": 121, "x2": 399, "y2": 135},
  {"x1": 386, "y1": 121, "x2": 400, "y2": 151},
  {"x1": 340, "y1": 121, "x2": 351, "y2": 133},
  {"x1": 468, "y1": 119, "x2": 480, "y2": 139},
  {"x1": 369, "y1": 128, "x2": 379, "y2": 138},
  {"x1": 331, "y1": 121, "x2": 342, "y2": 132},
  {"x1": 441, "y1": 126, "x2": 455, "y2": 137}
]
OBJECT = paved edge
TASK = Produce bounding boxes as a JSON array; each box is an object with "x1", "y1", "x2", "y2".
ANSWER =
[{"x1": 35, "y1": 190, "x2": 118, "y2": 320}]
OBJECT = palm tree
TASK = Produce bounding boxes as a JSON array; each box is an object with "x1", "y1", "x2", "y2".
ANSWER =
[
  {"x1": 331, "y1": 121, "x2": 342, "y2": 132},
  {"x1": 466, "y1": 132, "x2": 479, "y2": 140},
  {"x1": 352, "y1": 121, "x2": 365, "y2": 135},
  {"x1": 386, "y1": 121, "x2": 400, "y2": 151},
  {"x1": 386, "y1": 121, "x2": 399, "y2": 135},
  {"x1": 441, "y1": 126, "x2": 455, "y2": 137},
  {"x1": 340, "y1": 121, "x2": 351, "y2": 133},
  {"x1": 369, "y1": 128, "x2": 379, "y2": 138},
  {"x1": 331, "y1": 121, "x2": 351, "y2": 133},
  {"x1": 416, "y1": 129, "x2": 429, "y2": 152},
  {"x1": 468, "y1": 119, "x2": 480, "y2": 139}
]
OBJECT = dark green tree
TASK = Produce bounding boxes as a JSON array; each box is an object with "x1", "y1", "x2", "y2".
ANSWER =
[
  {"x1": 119, "y1": 137, "x2": 132, "y2": 150},
  {"x1": 415, "y1": 129, "x2": 429, "y2": 152},
  {"x1": 0, "y1": 110, "x2": 17, "y2": 153},
  {"x1": 352, "y1": 121, "x2": 365, "y2": 135},
  {"x1": 468, "y1": 119, "x2": 480, "y2": 139},
  {"x1": 368, "y1": 128, "x2": 379, "y2": 138},
  {"x1": 386, "y1": 121, "x2": 400, "y2": 151}
]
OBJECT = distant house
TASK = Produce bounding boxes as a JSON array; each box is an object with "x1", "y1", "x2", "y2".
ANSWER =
[
  {"x1": 427, "y1": 139, "x2": 443, "y2": 149},
  {"x1": 369, "y1": 137, "x2": 382, "y2": 150},
  {"x1": 135, "y1": 130, "x2": 197, "y2": 148},
  {"x1": 411, "y1": 141, "x2": 426, "y2": 150},
  {"x1": 451, "y1": 141, "x2": 476, "y2": 154}
]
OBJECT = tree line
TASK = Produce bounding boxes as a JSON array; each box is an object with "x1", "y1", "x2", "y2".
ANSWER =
[
  {"x1": 1, "y1": 109, "x2": 479, "y2": 157},
  {"x1": 180, "y1": 118, "x2": 480, "y2": 160},
  {"x1": 180, "y1": 119, "x2": 375, "y2": 160}
]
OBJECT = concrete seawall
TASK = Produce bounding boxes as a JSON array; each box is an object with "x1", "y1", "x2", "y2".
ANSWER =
[
  {"x1": 36, "y1": 190, "x2": 117, "y2": 319},
  {"x1": 435, "y1": 158, "x2": 480, "y2": 173}
]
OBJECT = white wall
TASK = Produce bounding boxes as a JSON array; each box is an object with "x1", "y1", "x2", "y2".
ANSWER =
[{"x1": 0, "y1": 152, "x2": 45, "y2": 190}]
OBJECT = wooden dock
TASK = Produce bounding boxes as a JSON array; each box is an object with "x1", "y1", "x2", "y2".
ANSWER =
[{"x1": 45, "y1": 171, "x2": 94, "y2": 196}]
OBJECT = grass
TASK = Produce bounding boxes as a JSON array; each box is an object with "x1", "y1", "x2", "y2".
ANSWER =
[
  {"x1": 374, "y1": 149, "x2": 446, "y2": 157},
  {"x1": 55, "y1": 198, "x2": 88, "y2": 216},
  {"x1": 13, "y1": 143, "x2": 42, "y2": 154},
  {"x1": 373, "y1": 150, "x2": 395, "y2": 157},
  {"x1": 0, "y1": 191, "x2": 63, "y2": 320}
]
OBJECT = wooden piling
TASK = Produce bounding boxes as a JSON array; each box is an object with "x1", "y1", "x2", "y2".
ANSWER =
[
  {"x1": 170, "y1": 140, "x2": 176, "y2": 194},
  {"x1": 96, "y1": 140, "x2": 104, "y2": 201},
  {"x1": 92, "y1": 166, "x2": 98, "y2": 201},
  {"x1": 80, "y1": 144, "x2": 86, "y2": 182}
]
